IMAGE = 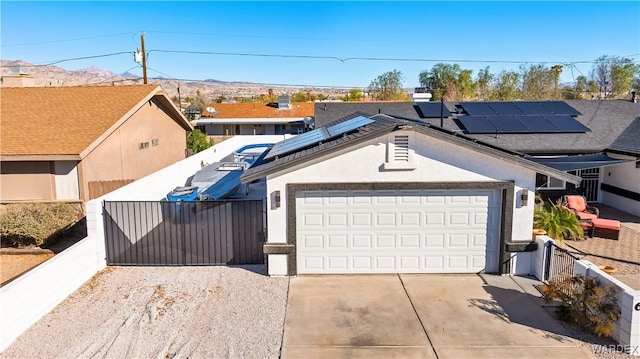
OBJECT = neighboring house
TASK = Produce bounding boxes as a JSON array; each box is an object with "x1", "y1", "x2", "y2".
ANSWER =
[
  {"x1": 241, "y1": 113, "x2": 580, "y2": 276},
  {"x1": 602, "y1": 118, "x2": 640, "y2": 216},
  {"x1": 1, "y1": 84, "x2": 192, "y2": 202},
  {"x1": 315, "y1": 99, "x2": 640, "y2": 215},
  {"x1": 193, "y1": 97, "x2": 314, "y2": 136}
]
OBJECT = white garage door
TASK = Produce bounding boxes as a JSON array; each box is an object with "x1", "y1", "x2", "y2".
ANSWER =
[{"x1": 296, "y1": 190, "x2": 501, "y2": 274}]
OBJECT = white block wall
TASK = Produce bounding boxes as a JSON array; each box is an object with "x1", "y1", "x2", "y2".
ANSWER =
[
  {"x1": 530, "y1": 235, "x2": 554, "y2": 281},
  {"x1": 0, "y1": 236, "x2": 106, "y2": 352},
  {"x1": 574, "y1": 260, "x2": 640, "y2": 356},
  {"x1": 0, "y1": 136, "x2": 284, "y2": 353}
]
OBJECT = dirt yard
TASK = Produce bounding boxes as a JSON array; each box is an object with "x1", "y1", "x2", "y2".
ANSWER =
[
  {"x1": 0, "y1": 252, "x2": 54, "y2": 286},
  {"x1": 0, "y1": 265, "x2": 289, "y2": 359}
]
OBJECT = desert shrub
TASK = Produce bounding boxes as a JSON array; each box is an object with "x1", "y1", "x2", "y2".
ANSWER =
[
  {"x1": 540, "y1": 275, "x2": 620, "y2": 337},
  {"x1": 0, "y1": 203, "x2": 81, "y2": 248}
]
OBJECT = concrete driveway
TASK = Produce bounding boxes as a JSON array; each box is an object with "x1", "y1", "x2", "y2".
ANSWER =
[{"x1": 282, "y1": 274, "x2": 594, "y2": 358}]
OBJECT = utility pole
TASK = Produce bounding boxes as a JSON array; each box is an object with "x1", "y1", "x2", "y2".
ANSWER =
[{"x1": 141, "y1": 33, "x2": 148, "y2": 84}]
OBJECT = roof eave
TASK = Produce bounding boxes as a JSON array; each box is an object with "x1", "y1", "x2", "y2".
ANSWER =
[{"x1": 0, "y1": 154, "x2": 81, "y2": 161}]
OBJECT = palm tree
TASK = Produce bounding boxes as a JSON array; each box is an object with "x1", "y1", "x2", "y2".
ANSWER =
[{"x1": 534, "y1": 200, "x2": 584, "y2": 241}]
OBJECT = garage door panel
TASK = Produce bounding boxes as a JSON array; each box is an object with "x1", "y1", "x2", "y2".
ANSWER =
[{"x1": 297, "y1": 190, "x2": 500, "y2": 274}]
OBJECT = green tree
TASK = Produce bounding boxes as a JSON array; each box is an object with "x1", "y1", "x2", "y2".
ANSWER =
[
  {"x1": 368, "y1": 69, "x2": 407, "y2": 101},
  {"x1": 591, "y1": 55, "x2": 637, "y2": 98},
  {"x1": 521, "y1": 64, "x2": 560, "y2": 100},
  {"x1": 476, "y1": 66, "x2": 494, "y2": 100},
  {"x1": 492, "y1": 70, "x2": 521, "y2": 100},
  {"x1": 457, "y1": 69, "x2": 477, "y2": 101},
  {"x1": 418, "y1": 63, "x2": 460, "y2": 101},
  {"x1": 186, "y1": 129, "x2": 213, "y2": 154},
  {"x1": 342, "y1": 88, "x2": 364, "y2": 102}
]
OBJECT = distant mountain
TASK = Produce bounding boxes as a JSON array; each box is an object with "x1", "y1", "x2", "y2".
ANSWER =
[
  {"x1": 0, "y1": 59, "x2": 349, "y2": 100},
  {"x1": 76, "y1": 66, "x2": 118, "y2": 77}
]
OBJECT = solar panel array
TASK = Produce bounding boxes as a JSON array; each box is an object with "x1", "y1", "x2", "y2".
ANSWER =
[
  {"x1": 457, "y1": 101, "x2": 587, "y2": 134},
  {"x1": 416, "y1": 102, "x2": 452, "y2": 118},
  {"x1": 265, "y1": 116, "x2": 374, "y2": 159},
  {"x1": 458, "y1": 115, "x2": 590, "y2": 134},
  {"x1": 459, "y1": 101, "x2": 582, "y2": 116}
]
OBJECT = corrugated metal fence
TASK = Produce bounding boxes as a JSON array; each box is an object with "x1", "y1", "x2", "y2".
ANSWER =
[{"x1": 103, "y1": 200, "x2": 266, "y2": 265}]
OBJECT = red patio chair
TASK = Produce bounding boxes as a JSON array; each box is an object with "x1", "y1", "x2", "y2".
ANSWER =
[{"x1": 562, "y1": 195, "x2": 599, "y2": 220}]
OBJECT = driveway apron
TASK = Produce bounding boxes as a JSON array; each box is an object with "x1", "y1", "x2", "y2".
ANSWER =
[
  {"x1": 282, "y1": 274, "x2": 594, "y2": 359},
  {"x1": 401, "y1": 274, "x2": 594, "y2": 358},
  {"x1": 281, "y1": 275, "x2": 437, "y2": 358}
]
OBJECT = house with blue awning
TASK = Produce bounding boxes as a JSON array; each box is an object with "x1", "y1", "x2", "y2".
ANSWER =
[{"x1": 314, "y1": 98, "x2": 640, "y2": 216}]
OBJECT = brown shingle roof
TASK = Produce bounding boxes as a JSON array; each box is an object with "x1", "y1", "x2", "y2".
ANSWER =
[
  {"x1": 1, "y1": 85, "x2": 168, "y2": 156},
  {"x1": 202, "y1": 102, "x2": 314, "y2": 118}
]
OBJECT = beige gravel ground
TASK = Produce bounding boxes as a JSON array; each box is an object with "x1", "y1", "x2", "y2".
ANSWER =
[{"x1": 0, "y1": 265, "x2": 289, "y2": 359}]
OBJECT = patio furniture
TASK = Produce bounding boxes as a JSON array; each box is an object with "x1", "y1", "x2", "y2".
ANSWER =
[
  {"x1": 562, "y1": 195, "x2": 599, "y2": 220},
  {"x1": 590, "y1": 218, "x2": 621, "y2": 240}
]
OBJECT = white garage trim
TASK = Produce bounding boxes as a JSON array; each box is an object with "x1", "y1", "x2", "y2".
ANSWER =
[
  {"x1": 281, "y1": 182, "x2": 515, "y2": 275},
  {"x1": 296, "y1": 189, "x2": 501, "y2": 274}
]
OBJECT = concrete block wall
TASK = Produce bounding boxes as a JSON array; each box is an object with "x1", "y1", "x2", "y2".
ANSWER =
[
  {"x1": 1, "y1": 135, "x2": 284, "y2": 353},
  {"x1": 575, "y1": 260, "x2": 640, "y2": 356},
  {"x1": 0, "y1": 236, "x2": 106, "y2": 352}
]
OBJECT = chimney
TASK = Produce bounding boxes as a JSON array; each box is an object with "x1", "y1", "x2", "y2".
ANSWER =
[
  {"x1": 632, "y1": 91, "x2": 637, "y2": 103},
  {"x1": 1, "y1": 73, "x2": 36, "y2": 87}
]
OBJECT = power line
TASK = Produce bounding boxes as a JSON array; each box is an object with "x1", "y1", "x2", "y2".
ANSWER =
[
  {"x1": 0, "y1": 52, "x2": 133, "y2": 67},
  {"x1": 148, "y1": 49, "x2": 640, "y2": 65},
  {"x1": 1, "y1": 33, "x2": 134, "y2": 47}
]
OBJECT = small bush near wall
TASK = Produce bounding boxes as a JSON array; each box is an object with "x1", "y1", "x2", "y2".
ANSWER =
[
  {"x1": 541, "y1": 275, "x2": 620, "y2": 337},
  {"x1": 0, "y1": 203, "x2": 82, "y2": 248}
]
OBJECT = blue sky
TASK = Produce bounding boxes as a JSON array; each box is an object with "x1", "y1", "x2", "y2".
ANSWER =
[{"x1": 1, "y1": 1, "x2": 639, "y2": 88}]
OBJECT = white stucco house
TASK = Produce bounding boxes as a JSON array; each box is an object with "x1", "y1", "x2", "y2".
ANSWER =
[{"x1": 241, "y1": 113, "x2": 580, "y2": 276}]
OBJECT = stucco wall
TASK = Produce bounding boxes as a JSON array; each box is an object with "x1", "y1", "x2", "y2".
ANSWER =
[
  {"x1": 0, "y1": 161, "x2": 55, "y2": 201},
  {"x1": 265, "y1": 130, "x2": 538, "y2": 274},
  {"x1": 601, "y1": 154, "x2": 640, "y2": 216},
  {"x1": 53, "y1": 161, "x2": 80, "y2": 200},
  {"x1": 79, "y1": 98, "x2": 187, "y2": 200}
]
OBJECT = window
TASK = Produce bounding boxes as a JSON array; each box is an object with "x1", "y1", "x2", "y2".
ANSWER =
[
  {"x1": 383, "y1": 133, "x2": 416, "y2": 170},
  {"x1": 152, "y1": 138, "x2": 159, "y2": 146},
  {"x1": 536, "y1": 174, "x2": 565, "y2": 190},
  {"x1": 138, "y1": 142, "x2": 149, "y2": 150}
]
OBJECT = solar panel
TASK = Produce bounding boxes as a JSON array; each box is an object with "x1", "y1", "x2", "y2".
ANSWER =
[
  {"x1": 514, "y1": 102, "x2": 548, "y2": 115},
  {"x1": 416, "y1": 102, "x2": 452, "y2": 118},
  {"x1": 264, "y1": 128, "x2": 329, "y2": 159},
  {"x1": 326, "y1": 116, "x2": 374, "y2": 137},
  {"x1": 487, "y1": 115, "x2": 529, "y2": 133},
  {"x1": 515, "y1": 115, "x2": 558, "y2": 132},
  {"x1": 487, "y1": 102, "x2": 524, "y2": 115},
  {"x1": 460, "y1": 102, "x2": 496, "y2": 116},
  {"x1": 458, "y1": 116, "x2": 498, "y2": 133},
  {"x1": 540, "y1": 101, "x2": 582, "y2": 116},
  {"x1": 544, "y1": 115, "x2": 590, "y2": 133}
]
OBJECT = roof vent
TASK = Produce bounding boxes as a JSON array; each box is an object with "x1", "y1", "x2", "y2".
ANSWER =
[{"x1": 278, "y1": 96, "x2": 291, "y2": 109}]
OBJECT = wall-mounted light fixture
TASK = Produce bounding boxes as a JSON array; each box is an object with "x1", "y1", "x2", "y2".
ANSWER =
[
  {"x1": 520, "y1": 189, "x2": 529, "y2": 207},
  {"x1": 273, "y1": 190, "x2": 281, "y2": 209}
]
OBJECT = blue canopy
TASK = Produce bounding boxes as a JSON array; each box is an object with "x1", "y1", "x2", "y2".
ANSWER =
[{"x1": 526, "y1": 153, "x2": 631, "y2": 172}]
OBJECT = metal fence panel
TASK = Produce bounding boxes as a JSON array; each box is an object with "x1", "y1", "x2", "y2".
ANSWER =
[{"x1": 103, "y1": 200, "x2": 265, "y2": 266}]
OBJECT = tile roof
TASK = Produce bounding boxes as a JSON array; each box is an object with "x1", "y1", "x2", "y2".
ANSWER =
[
  {"x1": 1, "y1": 85, "x2": 181, "y2": 156},
  {"x1": 241, "y1": 112, "x2": 580, "y2": 185},
  {"x1": 314, "y1": 100, "x2": 640, "y2": 154},
  {"x1": 607, "y1": 117, "x2": 640, "y2": 156},
  {"x1": 202, "y1": 102, "x2": 314, "y2": 119}
]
